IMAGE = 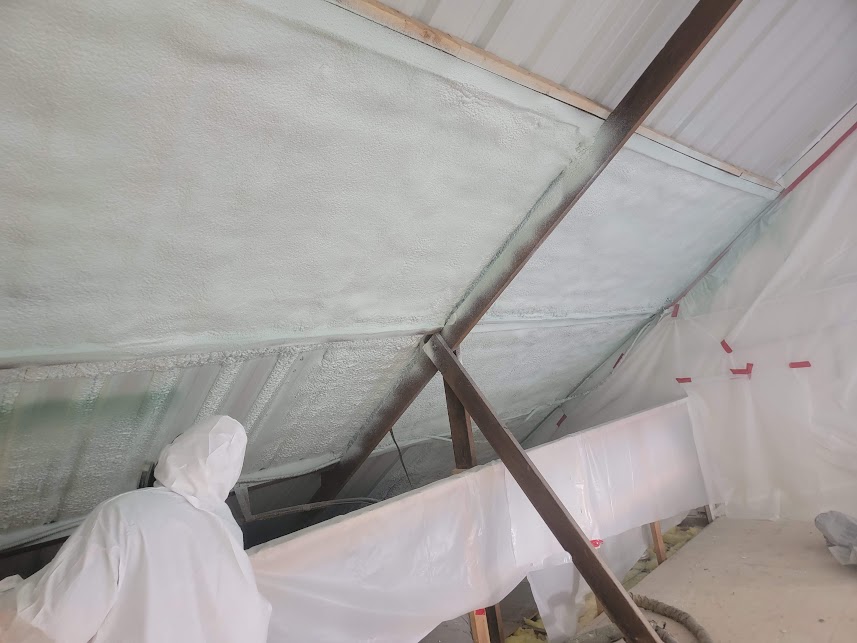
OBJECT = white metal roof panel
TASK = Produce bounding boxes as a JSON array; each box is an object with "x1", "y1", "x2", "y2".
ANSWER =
[{"x1": 384, "y1": 0, "x2": 857, "y2": 181}]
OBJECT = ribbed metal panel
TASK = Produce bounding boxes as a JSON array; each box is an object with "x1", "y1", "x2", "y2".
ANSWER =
[{"x1": 384, "y1": 0, "x2": 857, "y2": 181}]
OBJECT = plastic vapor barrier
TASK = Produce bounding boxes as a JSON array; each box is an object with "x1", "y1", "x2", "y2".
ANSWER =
[
  {"x1": 249, "y1": 400, "x2": 706, "y2": 642},
  {"x1": 560, "y1": 125, "x2": 857, "y2": 522},
  {"x1": 528, "y1": 511, "x2": 687, "y2": 641}
]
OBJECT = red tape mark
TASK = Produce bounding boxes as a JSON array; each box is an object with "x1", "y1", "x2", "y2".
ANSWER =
[
  {"x1": 731, "y1": 362, "x2": 754, "y2": 377},
  {"x1": 556, "y1": 414, "x2": 567, "y2": 427},
  {"x1": 590, "y1": 539, "x2": 604, "y2": 548},
  {"x1": 720, "y1": 339, "x2": 733, "y2": 354},
  {"x1": 783, "y1": 120, "x2": 857, "y2": 197},
  {"x1": 613, "y1": 352, "x2": 625, "y2": 369},
  {"x1": 671, "y1": 304, "x2": 680, "y2": 318},
  {"x1": 676, "y1": 377, "x2": 692, "y2": 384},
  {"x1": 789, "y1": 361, "x2": 812, "y2": 369},
  {"x1": 474, "y1": 608, "x2": 486, "y2": 616}
]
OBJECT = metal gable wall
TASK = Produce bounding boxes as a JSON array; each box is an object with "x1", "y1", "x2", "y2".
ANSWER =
[{"x1": 383, "y1": 0, "x2": 857, "y2": 182}]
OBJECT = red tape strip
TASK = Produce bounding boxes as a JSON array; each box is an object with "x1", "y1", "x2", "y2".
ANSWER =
[
  {"x1": 613, "y1": 352, "x2": 625, "y2": 369},
  {"x1": 730, "y1": 362, "x2": 754, "y2": 376},
  {"x1": 671, "y1": 304, "x2": 680, "y2": 318},
  {"x1": 474, "y1": 608, "x2": 486, "y2": 616},
  {"x1": 556, "y1": 414, "x2": 567, "y2": 427},
  {"x1": 789, "y1": 361, "x2": 811, "y2": 369},
  {"x1": 721, "y1": 339, "x2": 733, "y2": 354},
  {"x1": 676, "y1": 377, "x2": 692, "y2": 384}
]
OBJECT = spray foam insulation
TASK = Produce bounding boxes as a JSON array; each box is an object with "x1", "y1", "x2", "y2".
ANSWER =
[
  {"x1": 0, "y1": 0, "x2": 588, "y2": 362},
  {"x1": 0, "y1": 0, "x2": 774, "y2": 531}
]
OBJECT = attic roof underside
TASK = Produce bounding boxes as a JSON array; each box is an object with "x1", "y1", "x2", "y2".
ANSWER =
[{"x1": 1, "y1": 0, "x2": 855, "y2": 540}]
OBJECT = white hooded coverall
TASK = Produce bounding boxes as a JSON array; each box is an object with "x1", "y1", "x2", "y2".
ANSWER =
[{"x1": 0, "y1": 416, "x2": 271, "y2": 642}]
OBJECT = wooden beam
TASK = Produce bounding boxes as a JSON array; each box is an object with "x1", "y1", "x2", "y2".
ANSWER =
[
  {"x1": 649, "y1": 521, "x2": 667, "y2": 565},
  {"x1": 329, "y1": 0, "x2": 778, "y2": 191},
  {"x1": 312, "y1": 0, "x2": 742, "y2": 504},
  {"x1": 484, "y1": 606, "x2": 504, "y2": 643},
  {"x1": 445, "y1": 348, "x2": 504, "y2": 643},
  {"x1": 469, "y1": 611, "x2": 491, "y2": 643},
  {"x1": 440, "y1": 0, "x2": 743, "y2": 346},
  {"x1": 424, "y1": 334, "x2": 659, "y2": 643},
  {"x1": 444, "y1": 375, "x2": 477, "y2": 470}
]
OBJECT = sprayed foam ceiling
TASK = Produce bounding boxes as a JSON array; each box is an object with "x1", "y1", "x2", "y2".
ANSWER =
[
  {"x1": 0, "y1": 0, "x2": 587, "y2": 361},
  {"x1": 0, "y1": 0, "x2": 772, "y2": 533}
]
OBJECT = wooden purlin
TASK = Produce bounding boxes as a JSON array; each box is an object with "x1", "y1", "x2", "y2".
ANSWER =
[
  {"x1": 311, "y1": 0, "x2": 744, "y2": 505},
  {"x1": 330, "y1": 0, "x2": 778, "y2": 191}
]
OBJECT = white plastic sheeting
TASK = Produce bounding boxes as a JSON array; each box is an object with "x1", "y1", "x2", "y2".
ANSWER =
[
  {"x1": 558, "y1": 128, "x2": 857, "y2": 521},
  {"x1": 250, "y1": 399, "x2": 707, "y2": 642},
  {"x1": 0, "y1": 417, "x2": 271, "y2": 642},
  {"x1": 528, "y1": 512, "x2": 688, "y2": 641}
]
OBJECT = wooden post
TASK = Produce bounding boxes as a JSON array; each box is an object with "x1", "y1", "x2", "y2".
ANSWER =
[
  {"x1": 469, "y1": 610, "x2": 491, "y2": 643},
  {"x1": 649, "y1": 521, "x2": 667, "y2": 565},
  {"x1": 484, "y1": 607, "x2": 504, "y2": 643},
  {"x1": 424, "y1": 334, "x2": 659, "y2": 643},
  {"x1": 445, "y1": 348, "x2": 505, "y2": 643},
  {"x1": 444, "y1": 368, "x2": 477, "y2": 470}
]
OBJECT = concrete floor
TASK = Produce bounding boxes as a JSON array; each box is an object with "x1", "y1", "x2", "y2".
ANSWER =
[
  {"x1": 587, "y1": 518, "x2": 857, "y2": 642},
  {"x1": 420, "y1": 579, "x2": 537, "y2": 643},
  {"x1": 424, "y1": 518, "x2": 857, "y2": 642}
]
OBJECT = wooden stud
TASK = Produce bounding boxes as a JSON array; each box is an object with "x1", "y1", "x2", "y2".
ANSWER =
[
  {"x1": 311, "y1": 0, "x2": 743, "y2": 510},
  {"x1": 424, "y1": 334, "x2": 659, "y2": 643},
  {"x1": 469, "y1": 610, "x2": 491, "y2": 643},
  {"x1": 649, "y1": 521, "x2": 667, "y2": 565},
  {"x1": 484, "y1": 606, "x2": 504, "y2": 643}
]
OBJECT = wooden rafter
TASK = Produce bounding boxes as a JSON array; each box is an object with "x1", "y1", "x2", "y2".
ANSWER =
[{"x1": 312, "y1": 0, "x2": 742, "y2": 506}]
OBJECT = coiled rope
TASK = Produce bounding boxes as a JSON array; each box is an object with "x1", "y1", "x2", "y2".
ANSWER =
[{"x1": 568, "y1": 594, "x2": 713, "y2": 643}]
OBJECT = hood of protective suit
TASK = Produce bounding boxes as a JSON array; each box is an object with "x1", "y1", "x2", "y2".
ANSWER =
[{"x1": 154, "y1": 415, "x2": 247, "y2": 510}]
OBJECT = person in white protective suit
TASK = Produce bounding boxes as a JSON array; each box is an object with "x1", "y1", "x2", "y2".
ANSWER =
[{"x1": 0, "y1": 415, "x2": 271, "y2": 643}]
